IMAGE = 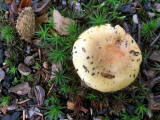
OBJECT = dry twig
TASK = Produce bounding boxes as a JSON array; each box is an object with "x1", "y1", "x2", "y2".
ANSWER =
[{"x1": 150, "y1": 33, "x2": 160, "y2": 47}]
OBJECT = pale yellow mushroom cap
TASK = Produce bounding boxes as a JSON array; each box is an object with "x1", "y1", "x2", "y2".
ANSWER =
[{"x1": 72, "y1": 24, "x2": 142, "y2": 92}]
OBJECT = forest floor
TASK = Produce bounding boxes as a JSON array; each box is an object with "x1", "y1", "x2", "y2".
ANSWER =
[{"x1": 0, "y1": 0, "x2": 160, "y2": 120}]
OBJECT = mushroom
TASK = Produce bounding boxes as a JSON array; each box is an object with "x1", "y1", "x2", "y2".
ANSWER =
[
  {"x1": 16, "y1": 7, "x2": 35, "y2": 42},
  {"x1": 72, "y1": 24, "x2": 142, "y2": 92}
]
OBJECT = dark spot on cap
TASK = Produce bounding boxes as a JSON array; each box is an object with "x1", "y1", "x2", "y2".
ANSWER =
[
  {"x1": 129, "y1": 50, "x2": 139, "y2": 56},
  {"x1": 83, "y1": 65, "x2": 89, "y2": 73},
  {"x1": 74, "y1": 46, "x2": 76, "y2": 49},
  {"x1": 131, "y1": 40, "x2": 134, "y2": 43},
  {"x1": 101, "y1": 72, "x2": 115, "y2": 79},
  {"x1": 75, "y1": 51, "x2": 77, "y2": 53},
  {"x1": 115, "y1": 39, "x2": 122, "y2": 45},
  {"x1": 87, "y1": 56, "x2": 90, "y2": 59},
  {"x1": 90, "y1": 62, "x2": 93, "y2": 64},
  {"x1": 83, "y1": 39, "x2": 86, "y2": 41},
  {"x1": 125, "y1": 41, "x2": 128, "y2": 48},
  {"x1": 133, "y1": 74, "x2": 136, "y2": 78},
  {"x1": 82, "y1": 47, "x2": 86, "y2": 52},
  {"x1": 92, "y1": 68, "x2": 95, "y2": 70},
  {"x1": 137, "y1": 58, "x2": 140, "y2": 62},
  {"x1": 129, "y1": 75, "x2": 131, "y2": 77},
  {"x1": 91, "y1": 73, "x2": 95, "y2": 76},
  {"x1": 131, "y1": 59, "x2": 134, "y2": 62}
]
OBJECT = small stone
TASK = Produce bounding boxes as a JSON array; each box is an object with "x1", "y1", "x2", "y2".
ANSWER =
[
  {"x1": 2, "y1": 74, "x2": 13, "y2": 89},
  {"x1": 154, "y1": 3, "x2": 160, "y2": 13},
  {"x1": 10, "y1": 82, "x2": 31, "y2": 95},
  {"x1": 144, "y1": 2, "x2": 152, "y2": 11},
  {"x1": 24, "y1": 56, "x2": 35, "y2": 66},
  {"x1": 62, "y1": 0, "x2": 67, "y2": 6},
  {"x1": 18, "y1": 63, "x2": 31, "y2": 76},
  {"x1": 147, "y1": 12, "x2": 155, "y2": 18},
  {"x1": 0, "y1": 68, "x2": 5, "y2": 82},
  {"x1": 1, "y1": 2, "x2": 10, "y2": 11},
  {"x1": 118, "y1": 4, "x2": 136, "y2": 14},
  {"x1": 132, "y1": 14, "x2": 138, "y2": 24}
]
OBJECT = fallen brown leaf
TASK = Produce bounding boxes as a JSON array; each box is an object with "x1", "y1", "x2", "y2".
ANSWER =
[
  {"x1": 5, "y1": 0, "x2": 12, "y2": 4},
  {"x1": 50, "y1": 63, "x2": 62, "y2": 79},
  {"x1": 67, "y1": 101, "x2": 88, "y2": 113},
  {"x1": 1, "y1": 106, "x2": 8, "y2": 115},
  {"x1": 36, "y1": 14, "x2": 48, "y2": 31},
  {"x1": 18, "y1": 0, "x2": 32, "y2": 9},
  {"x1": 53, "y1": 9, "x2": 75, "y2": 35},
  {"x1": 10, "y1": 82, "x2": 31, "y2": 95},
  {"x1": 34, "y1": 85, "x2": 45, "y2": 105}
]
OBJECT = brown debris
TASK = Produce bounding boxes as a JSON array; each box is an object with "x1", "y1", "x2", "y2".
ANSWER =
[
  {"x1": 34, "y1": 85, "x2": 45, "y2": 105},
  {"x1": 149, "y1": 50, "x2": 160, "y2": 62},
  {"x1": 10, "y1": 82, "x2": 31, "y2": 95},
  {"x1": 67, "y1": 101, "x2": 88, "y2": 113},
  {"x1": 149, "y1": 94, "x2": 160, "y2": 110},
  {"x1": 18, "y1": 0, "x2": 32, "y2": 9},
  {"x1": 53, "y1": 9, "x2": 75, "y2": 35}
]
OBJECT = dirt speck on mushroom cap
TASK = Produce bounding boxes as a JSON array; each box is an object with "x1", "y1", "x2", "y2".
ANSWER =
[{"x1": 72, "y1": 24, "x2": 142, "y2": 92}]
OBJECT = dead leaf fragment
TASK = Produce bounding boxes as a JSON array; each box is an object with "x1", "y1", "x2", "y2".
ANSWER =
[
  {"x1": 18, "y1": 0, "x2": 32, "y2": 9},
  {"x1": 149, "y1": 94, "x2": 160, "y2": 110},
  {"x1": 36, "y1": 14, "x2": 48, "y2": 30},
  {"x1": 10, "y1": 82, "x2": 31, "y2": 95},
  {"x1": 50, "y1": 63, "x2": 62, "y2": 79},
  {"x1": 5, "y1": 0, "x2": 12, "y2": 4},
  {"x1": 53, "y1": 10, "x2": 75, "y2": 35},
  {"x1": 149, "y1": 50, "x2": 160, "y2": 62},
  {"x1": 67, "y1": 101, "x2": 74, "y2": 110},
  {"x1": 67, "y1": 101, "x2": 88, "y2": 113},
  {"x1": 34, "y1": 85, "x2": 45, "y2": 105}
]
